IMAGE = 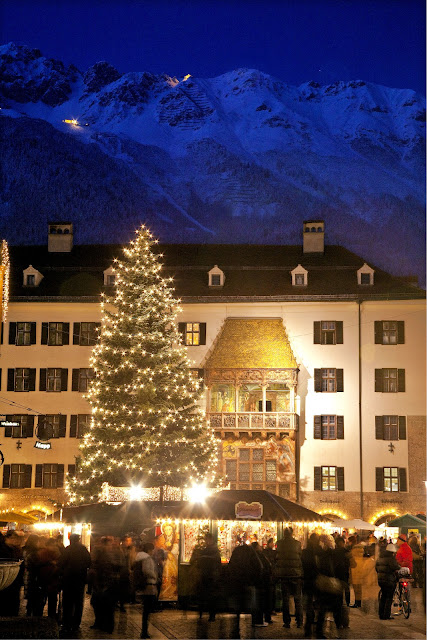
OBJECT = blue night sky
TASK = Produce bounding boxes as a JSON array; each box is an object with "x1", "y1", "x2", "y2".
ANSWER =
[{"x1": 1, "y1": 0, "x2": 425, "y2": 94}]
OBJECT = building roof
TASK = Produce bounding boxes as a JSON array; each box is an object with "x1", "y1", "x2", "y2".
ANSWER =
[
  {"x1": 8, "y1": 242, "x2": 425, "y2": 302},
  {"x1": 205, "y1": 318, "x2": 297, "y2": 369}
]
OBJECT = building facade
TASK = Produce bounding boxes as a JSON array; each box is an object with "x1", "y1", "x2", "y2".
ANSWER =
[{"x1": 0, "y1": 221, "x2": 425, "y2": 524}]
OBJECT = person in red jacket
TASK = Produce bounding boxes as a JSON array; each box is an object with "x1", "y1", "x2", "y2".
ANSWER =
[{"x1": 396, "y1": 534, "x2": 413, "y2": 574}]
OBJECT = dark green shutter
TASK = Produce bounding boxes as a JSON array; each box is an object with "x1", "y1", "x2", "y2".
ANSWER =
[
  {"x1": 398, "y1": 416, "x2": 406, "y2": 440},
  {"x1": 4, "y1": 415, "x2": 12, "y2": 437},
  {"x1": 41, "y1": 323, "x2": 48, "y2": 344},
  {"x1": 337, "y1": 416, "x2": 344, "y2": 439},
  {"x1": 73, "y1": 323, "x2": 81, "y2": 345},
  {"x1": 314, "y1": 467, "x2": 322, "y2": 490},
  {"x1": 72, "y1": 369, "x2": 79, "y2": 391},
  {"x1": 61, "y1": 369, "x2": 68, "y2": 391},
  {"x1": 336, "y1": 322, "x2": 343, "y2": 344},
  {"x1": 70, "y1": 415, "x2": 77, "y2": 437},
  {"x1": 375, "y1": 369, "x2": 383, "y2": 392},
  {"x1": 7, "y1": 369, "x2": 14, "y2": 391},
  {"x1": 336, "y1": 369, "x2": 344, "y2": 392},
  {"x1": 0, "y1": 322, "x2": 3, "y2": 344},
  {"x1": 199, "y1": 323, "x2": 206, "y2": 345},
  {"x1": 8, "y1": 322, "x2": 16, "y2": 344},
  {"x1": 375, "y1": 416, "x2": 384, "y2": 439},
  {"x1": 314, "y1": 369, "x2": 322, "y2": 392},
  {"x1": 399, "y1": 468, "x2": 407, "y2": 492},
  {"x1": 2, "y1": 464, "x2": 10, "y2": 488},
  {"x1": 39, "y1": 369, "x2": 47, "y2": 391},
  {"x1": 35, "y1": 464, "x2": 43, "y2": 487},
  {"x1": 375, "y1": 467, "x2": 383, "y2": 491},
  {"x1": 57, "y1": 464, "x2": 64, "y2": 488},
  {"x1": 397, "y1": 322, "x2": 405, "y2": 344},
  {"x1": 68, "y1": 464, "x2": 76, "y2": 477},
  {"x1": 374, "y1": 321, "x2": 383, "y2": 344},
  {"x1": 30, "y1": 323, "x2": 36, "y2": 344},
  {"x1": 59, "y1": 415, "x2": 67, "y2": 438},
  {"x1": 62, "y1": 323, "x2": 69, "y2": 345},
  {"x1": 24, "y1": 465, "x2": 32, "y2": 488},
  {"x1": 37, "y1": 416, "x2": 46, "y2": 440},
  {"x1": 29, "y1": 369, "x2": 36, "y2": 391},
  {"x1": 313, "y1": 322, "x2": 321, "y2": 344},
  {"x1": 314, "y1": 416, "x2": 321, "y2": 439},
  {"x1": 178, "y1": 323, "x2": 186, "y2": 344},
  {"x1": 337, "y1": 467, "x2": 345, "y2": 491},
  {"x1": 397, "y1": 369, "x2": 405, "y2": 392},
  {"x1": 25, "y1": 416, "x2": 35, "y2": 438}
]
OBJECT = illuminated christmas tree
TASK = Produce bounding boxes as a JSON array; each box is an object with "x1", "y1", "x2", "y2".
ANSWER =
[{"x1": 68, "y1": 225, "x2": 219, "y2": 503}]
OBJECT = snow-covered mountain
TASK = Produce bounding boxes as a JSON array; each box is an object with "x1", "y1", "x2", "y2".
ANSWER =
[{"x1": 1, "y1": 43, "x2": 425, "y2": 282}]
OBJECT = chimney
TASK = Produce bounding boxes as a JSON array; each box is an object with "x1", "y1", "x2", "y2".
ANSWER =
[
  {"x1": 303, "y1": 220, "x2": 324, "y2": 254},
  {"x1": 48, "y1": 222, "x2": 73, "y2": 252}
]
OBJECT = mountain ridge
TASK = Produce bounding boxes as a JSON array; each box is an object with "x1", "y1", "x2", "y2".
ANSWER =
[{"x1": 1, "y1": 43, "x2": 425, "y2": 284}]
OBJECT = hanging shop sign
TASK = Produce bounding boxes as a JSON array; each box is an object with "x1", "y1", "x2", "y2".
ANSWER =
[
  {"x1": 0, "y1": 450, "x2": 4, "y2": 466},
  {"x1": 0, "y1": 420, "x2": 20, "y2": 429},
  {"x1": 235, "y1": 501, "x2": 263, "y2": 519},
  {"x1": 34, "y1": 441, "x2": 51, "y2": 450}
]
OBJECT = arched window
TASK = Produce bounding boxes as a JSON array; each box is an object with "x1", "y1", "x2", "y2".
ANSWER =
[{"x1": 311, "y1": 226, "x2": 316, "y2": 232}]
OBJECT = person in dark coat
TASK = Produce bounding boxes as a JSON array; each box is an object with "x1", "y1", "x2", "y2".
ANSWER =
[
  {"x1": 334, "y1": 535, "x2": 351, "y2": 627},
  {"x1": 37, "y1": 537, "x2": 61, "y2": 619},
  {"x1": 59, "y1": 533, "x2": 91, "y2": 633},
  {"x1": 0, "y1": 531, "x2": 24, "y2": 616},
  {"x1": 228, "y1": 541, "x2": 265, "y2": 630},
  {"x1": 133, "y1": 542, "x2": 158, "y2": 640},
  {"x1": 375, "y1": 543, "x2": 400, "y2": 620},
  {"x1": 263, "y1": 538, "x2": 277, "y2": 619},
  {"x1": 301, "y1": 532, "x2": 320, "y2": 636},
  {"x1": 276, "y1": 527, "x2": 303, "y2": 629},
  {"x1": 89, "y1": 536, "x2": 124, "y2": 633},
  {"x1": 315, "y1": 534, "x2": 343, "y2": 639},
  {"x1": 196, "y1": 533, "x2": 222, "y2": 621}
]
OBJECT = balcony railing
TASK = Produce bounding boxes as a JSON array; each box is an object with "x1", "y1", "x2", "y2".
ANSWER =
[{"x1": 208, "y1": 412, "x2": 296, "y2": 431}]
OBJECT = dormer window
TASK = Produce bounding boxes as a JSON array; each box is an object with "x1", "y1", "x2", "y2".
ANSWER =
[
  {"x1": 208, "y1": 265, "x2": 225, "y2": 288},
  {"x1": 103, "y1": 266, "x2": 116, "y2": 286},
  {"x1": 291, "y1": 264, "x2": 308, "y2": 287},
  {"x1": 357, "y1": 263, "x2": 374, "y2": 286},
  {"x1": 23, "y1": 265, "x2": 43, "y2": 288}
]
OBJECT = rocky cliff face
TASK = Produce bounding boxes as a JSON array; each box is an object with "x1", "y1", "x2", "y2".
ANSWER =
[{"x1": 0, "y1": 43, "x2": 425, "y2": 282}]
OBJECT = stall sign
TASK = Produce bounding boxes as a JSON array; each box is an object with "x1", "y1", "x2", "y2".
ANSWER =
[
  {"x1": 408, "y1": 529, "x2": 419, "y2": 536},
  {"x1": 235, "y1": 501, "x2": 263, "y2": 519}
]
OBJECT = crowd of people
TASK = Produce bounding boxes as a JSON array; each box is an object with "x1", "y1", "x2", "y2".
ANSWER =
[{"x1": 0, "y1": 527, "x2": 425, "y2": 639}]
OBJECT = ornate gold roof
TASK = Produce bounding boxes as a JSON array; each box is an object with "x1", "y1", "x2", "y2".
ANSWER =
[{"x1": 204, "y1": 318, "x2": 297, "y2": 369}]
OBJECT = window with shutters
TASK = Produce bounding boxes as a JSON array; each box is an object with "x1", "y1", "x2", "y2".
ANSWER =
[
  {"x1": 47, "y1": 368, "x2": 62, "y2": 392},
  {"x1": 16, "y1": 322, "x2": 32, "y2": 346},
  {"x1": 375, "y1": 416, "x2": 406, "y2": 441},
  {"x1": 15, "y1": 368, "x2": 30, "y2": 392},
  {"x1": 4, "y1": 415, "x2": 33, "y2": 438},
  {"x1": 78, "y1": 322, "x2": 99, "y2": 346},
  {"x1": 48, "y1": 322, "x2": 66, "y2": 346},
  {"x1": 322, "y1": 369, "x2": 337, "y2": 392},
  {"x1": 375, "y1": 368, "x2": 405, "y2": 393},
  {"x1": 10, "y1": 464, "x2": 27, "y2": 488},
  {"x1": 383, "y1": 467, "x2": 399, "y2": 492},
  {"x1": 185, "y1": 323, "x2": 200, "y2": 345},
  {"x1": 78, "y1": 369, "x2": 94, "y2": 392},
  {"x1": 375, "y1": 321, "x2": 404, "y2": 345}
]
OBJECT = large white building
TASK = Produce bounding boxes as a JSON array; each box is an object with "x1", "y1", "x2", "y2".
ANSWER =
[{"x1": 0, "y1": 221, "x2": 425, "y2": 525}]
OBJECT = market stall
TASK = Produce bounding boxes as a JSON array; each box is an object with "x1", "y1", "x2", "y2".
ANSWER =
[{"x1": 153, "y1": 489, "x2": 331, "y2": 602}]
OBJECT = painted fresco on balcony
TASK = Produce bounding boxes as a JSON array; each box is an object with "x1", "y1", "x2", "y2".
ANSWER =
[{"x1": 222, "y1": 435, "x2": 295, "y2": 481}]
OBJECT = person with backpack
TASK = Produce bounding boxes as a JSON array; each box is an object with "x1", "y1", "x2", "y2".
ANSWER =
[{"x1": 133, "y1": 542, "x2": 158, "y2": 639}]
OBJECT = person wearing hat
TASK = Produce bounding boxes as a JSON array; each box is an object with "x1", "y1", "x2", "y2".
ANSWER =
[
  {"x1": 375, "y1": 543, "x2": 400, "y2": 620},
  {"x1": 396, "y1": 534, "x2": 413, "y2": 574}
]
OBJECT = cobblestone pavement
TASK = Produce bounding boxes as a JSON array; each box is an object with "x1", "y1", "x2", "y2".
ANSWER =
[{"x1": 68, "y1": 588, "x2": 426, "y2": 640}]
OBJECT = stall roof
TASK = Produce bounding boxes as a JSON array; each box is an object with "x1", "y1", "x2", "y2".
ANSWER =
[
  {"x1": 152, "y1": 490, "x2": 330, "y2": 523},
  {"x1": 386, "y1": 514, "x2": 426, "y2": 531}
]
